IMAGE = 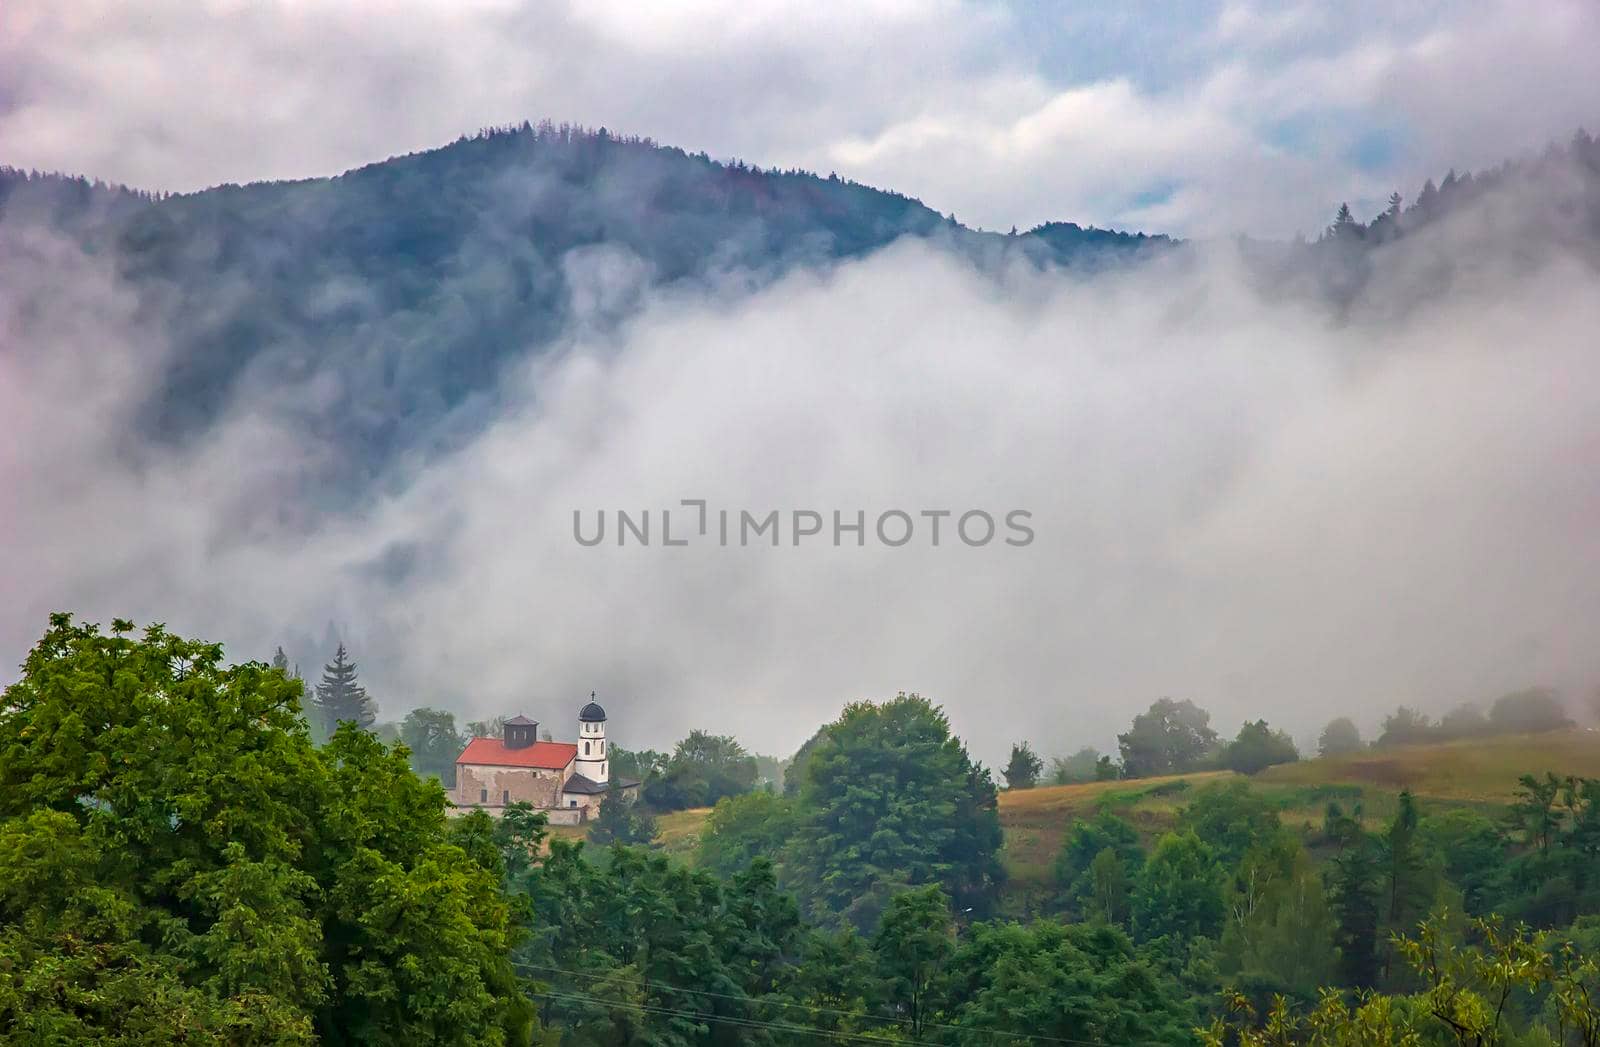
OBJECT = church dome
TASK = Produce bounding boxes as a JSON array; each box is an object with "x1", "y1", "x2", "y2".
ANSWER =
[{"x1": 579, "y1": 698, "x2": 607, "y2": 722}]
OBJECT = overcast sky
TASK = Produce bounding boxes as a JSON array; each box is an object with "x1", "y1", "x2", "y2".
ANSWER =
[
  {"x1": 3, "y1": 0, "x2": 1599, "y2": 238},
  {"x1": 4, "y1": 2, "x2": 1600, "y2": 763}
]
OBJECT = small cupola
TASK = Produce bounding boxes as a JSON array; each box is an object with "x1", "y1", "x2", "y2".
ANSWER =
[{"x1": 503, "y1": 715, "x2": 538, "y2": 750}]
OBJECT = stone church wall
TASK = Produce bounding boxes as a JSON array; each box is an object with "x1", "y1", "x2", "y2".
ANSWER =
[{"x1": 456, "y1": 764, "x2": 562, "y2": 809}]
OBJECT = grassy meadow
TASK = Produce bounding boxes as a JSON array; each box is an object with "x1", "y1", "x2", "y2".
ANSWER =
[{"x1": 577, "y1": 728, "x2": 1600, "y2": 902}]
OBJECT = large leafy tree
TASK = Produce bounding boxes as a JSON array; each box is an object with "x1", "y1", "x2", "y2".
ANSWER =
[
  {"x1": 519, "y1": 842, "x2": 800, "y2": 1044},
  {"x1": 1317, "y1": 717, "x2": 1363, "y2": 756},
  {"x1": 1220, "y1": 720, "x2": 1298, "y2": 775},
  {"x1": 1050, "y1": 746, "x2": 1103, "y2": 784},
  {"x1": 1489, "y1": 687, "x2": 1574, "y2": 733},
  {"x1": 1054, "y1": 811, "x2": 1145, "y2": 923},
  {"x1": 1117, "y1": 699, "x2": 1219, "y2": 778},
  {"x1": 312, "y1": 642, "x2": 377, "y2": 736},
  {"x1": 1376, "y1": 705, "x2": 1435, "y2": 748},
  {"x1": 586, "y1": 793, "x2": 658, "y2": 847},
  {"x1": 0, "y1": 615, "x2": 526, "y2": 1044},
  {"x1": 944, "y1": 920, "x2": 1196, "y2": 1045},
  {"x1": 872, "y1": 885, "x2": 954, "y2": 1038},
  {"x1": 785, "y1": 694, "x2": 1005, "y2": 929},
  {"x1": 696, "y1": 790, "x2": 797, "y2": 879},
  {"x1": 642, "y1": 729, "x2": 759, "y2": 811},
  {"x1": 400, "y1": 706, "x2": 467, "y2": 787},
  {"x1": 1216, "y1": 838, "x2": 1338, "y2": 1004},
  {"x1": 1177, "y1": 781, "x2": 1288, "y2": 868},
  {"x1": 1131, "y1": 831, "x2": 1226, "y2": 944},
  {"x1": 782, "y1": 726, "x2": 829, "y2": 798}
]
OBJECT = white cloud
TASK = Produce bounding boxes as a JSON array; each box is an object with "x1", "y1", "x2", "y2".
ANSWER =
[
  {"x1": 7, "y1": 182, "x2": 1600, "y2": 763},
  {"x1": 1, "y1": 0, "x2": 1596, "y2": 236}
]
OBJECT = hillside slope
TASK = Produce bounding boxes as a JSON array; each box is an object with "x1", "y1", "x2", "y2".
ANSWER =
[
  {"x1": 0, "y1": 124, "x2": 1168, "y2": 493},
  {"x1": 1001, "y1": 728, "x2": 1600, "y2": 888}
]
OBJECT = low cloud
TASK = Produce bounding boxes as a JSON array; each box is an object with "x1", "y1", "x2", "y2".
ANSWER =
[{"x1": 6, "y1": 178, "x2": 1600, "y2": 765}]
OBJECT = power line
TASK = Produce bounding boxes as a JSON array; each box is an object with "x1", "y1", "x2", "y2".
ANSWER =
[{"x1": 514, "y1": 959, "x2": 1120, "y2": 1047}]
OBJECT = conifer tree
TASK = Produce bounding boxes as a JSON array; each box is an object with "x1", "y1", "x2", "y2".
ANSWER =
[
  {"x1": 1002, "y1": 742, "x2": 1042, "y2": 789},
  {"x1": 313, "y1": 643, "x2": 376, "y2": 734},
  {"x1": 1329, "y1": 836, "x2": 1382, "y2": 988}
]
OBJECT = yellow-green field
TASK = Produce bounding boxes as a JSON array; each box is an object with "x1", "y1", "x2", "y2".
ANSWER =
[
  {"x1": 1255, "y1": 730, "x2": 1600, "y2": 801},
  {"x1": 1000, "y1": 729, "x2": 1600, "y2": 890},
  {"x1": 569, "y1": 729, "x2": 1600, "y2": 893}
]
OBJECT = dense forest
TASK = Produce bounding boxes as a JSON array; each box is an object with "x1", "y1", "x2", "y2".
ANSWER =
[
  {"x1": 0, "y1": 121, "x2": 1166, "y2": 498},
  {"x1": 3, "y1": 614, "x2": 1598, "y2": 1044}
]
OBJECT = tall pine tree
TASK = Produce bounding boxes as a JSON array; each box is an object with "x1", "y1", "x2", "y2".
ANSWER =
[
  {"x1": 313, "y1": 643, "x2": 376, "y2": 735},
  {"x1": 1329, "y1": 837, "x2": 1382, "y2": 988}
]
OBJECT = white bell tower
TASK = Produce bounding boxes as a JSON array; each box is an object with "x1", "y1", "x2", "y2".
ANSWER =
[{"x1": 576, "y1": 692, "x2": 608, "y2": 784}]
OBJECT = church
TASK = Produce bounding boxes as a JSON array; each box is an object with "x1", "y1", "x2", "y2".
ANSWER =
[{"x1": 453, "y1": 695, "x2": 640, "y2": 825}]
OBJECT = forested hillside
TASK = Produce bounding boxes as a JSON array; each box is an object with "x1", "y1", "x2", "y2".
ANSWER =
[
  {"x1": 0, "y1": 123, "x2": 1167, "y2": 492},
  {"x1": 8, "y1": 123, "x2": 1599, "y2": 504}
]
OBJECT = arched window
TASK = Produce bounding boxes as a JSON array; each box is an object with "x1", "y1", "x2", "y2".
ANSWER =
[
  {"x1": 479, "y1": 788, "x2": 487, "y2": 803},
  {"x1": 584, "y1": 741, "x2": 591, "y2": 755},
  {"x1": 502, "y1": 789, "x2": 510, "y2": 805}
]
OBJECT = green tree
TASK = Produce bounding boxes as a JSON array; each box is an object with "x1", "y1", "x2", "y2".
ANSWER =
[
  {"x1": 1381, "y1": 791, "x2": 1437, "y2": 952},
  {"x1": 490, "y1": 802, "x2": 549, "y2": 888},
  {"x1": 944, "y1": 920, "x2": 1196, "y2": 1044},
  {"x1": 312, "y1": 642, "x2": 376, "y2": 736},
  {"x1": 1132, "y1": 831, "x2": 1226, "y2": 943},
  {"x1": 1317, "y1": 716, "x2": 1363, "y2": 756},
  {"x1": 1328, "y1": 834, "x2": 1383, "y2": 988},
  {"x1": 1329, "y1": 202, "x2": 1362, "y2": 240},
  {"x1": 1217, "y1": 839, "x2": 1338, "y2": 1002},
  {"x1": 872, "y1": 885, "x2": 953, "y2": 1038},
  {"x1": 782, "y1": 726, "x2": 829, "y2": 798},
  {"x1": 1051, "y1": 747, "x2": 1102, "y2": 784},
  {"x1": 1055, "y1": 811, "x2": 1144, "y2": 921},
  {"x1": 1118, "y1": 698, "x2": 1219, "y2": 778},
  {"x1": 1489, "y1": 687, "x2": 1573, "y2": 734},
  {"x1": 696, "y1": 790, "x2": 797, "y2": 878},
  {"x1": 1439, "y1": 702, "x2": 1489, "y2": 739},
  {"x1": 1178, "y1": 780, "x2": 1287, "y2": 867},
  {"x1": 519, "y1": 843, "x2": 799, "y2": 1044},
  {"x1": 1419, "y1": 809, "x2": 1506, "y2": 916},
  {"x1": 1221, "y1": 720, "x2": 1299, "y2": 775},
  {"x1": 642, "y1": 729, "x2": 759, "y2": 811},
  {"x1": 586, "y1": 793, "x2": 658, "y2": 847},
  {"x1": 0, "y1": 614, "x2": 524, "y2": 1044},
  {"x1": 772, "y1": 928, "x2": 879, "y2": 1040},
  {"x1": 607, "y1": 745, "x2": 667, "y2": 787},
  {"x1": 1509, "y1": 772, "x2": 1565, "y2": 856},
  {"x1": 466, "y1": 716, "x2": 505, "y2": 739},
  {"x1": 1002, "y1": 741, "x2": 1043, "y2": 790},
  {"x1": 399, "y1": 706, "x2": 466, "y2": 787},
  {"x1": 785, "y1": 694, "x2": 1005, "y2": 929},
  {"x1": 1377, "y1": 705, "x2": 1435, "y2": 748},
  {"x1": 1085, "y1": 847, "x2": 1133, "y2": 926}
]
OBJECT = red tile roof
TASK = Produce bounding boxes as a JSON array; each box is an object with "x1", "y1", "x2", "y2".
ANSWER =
[{"x1": 456, "y1": 738, "x2": 577, "y2": 770}]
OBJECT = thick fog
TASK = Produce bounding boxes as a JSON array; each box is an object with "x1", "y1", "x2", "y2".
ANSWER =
[{"x1": 5, "y1": 171, "x2": 1600, "y2": 767}]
